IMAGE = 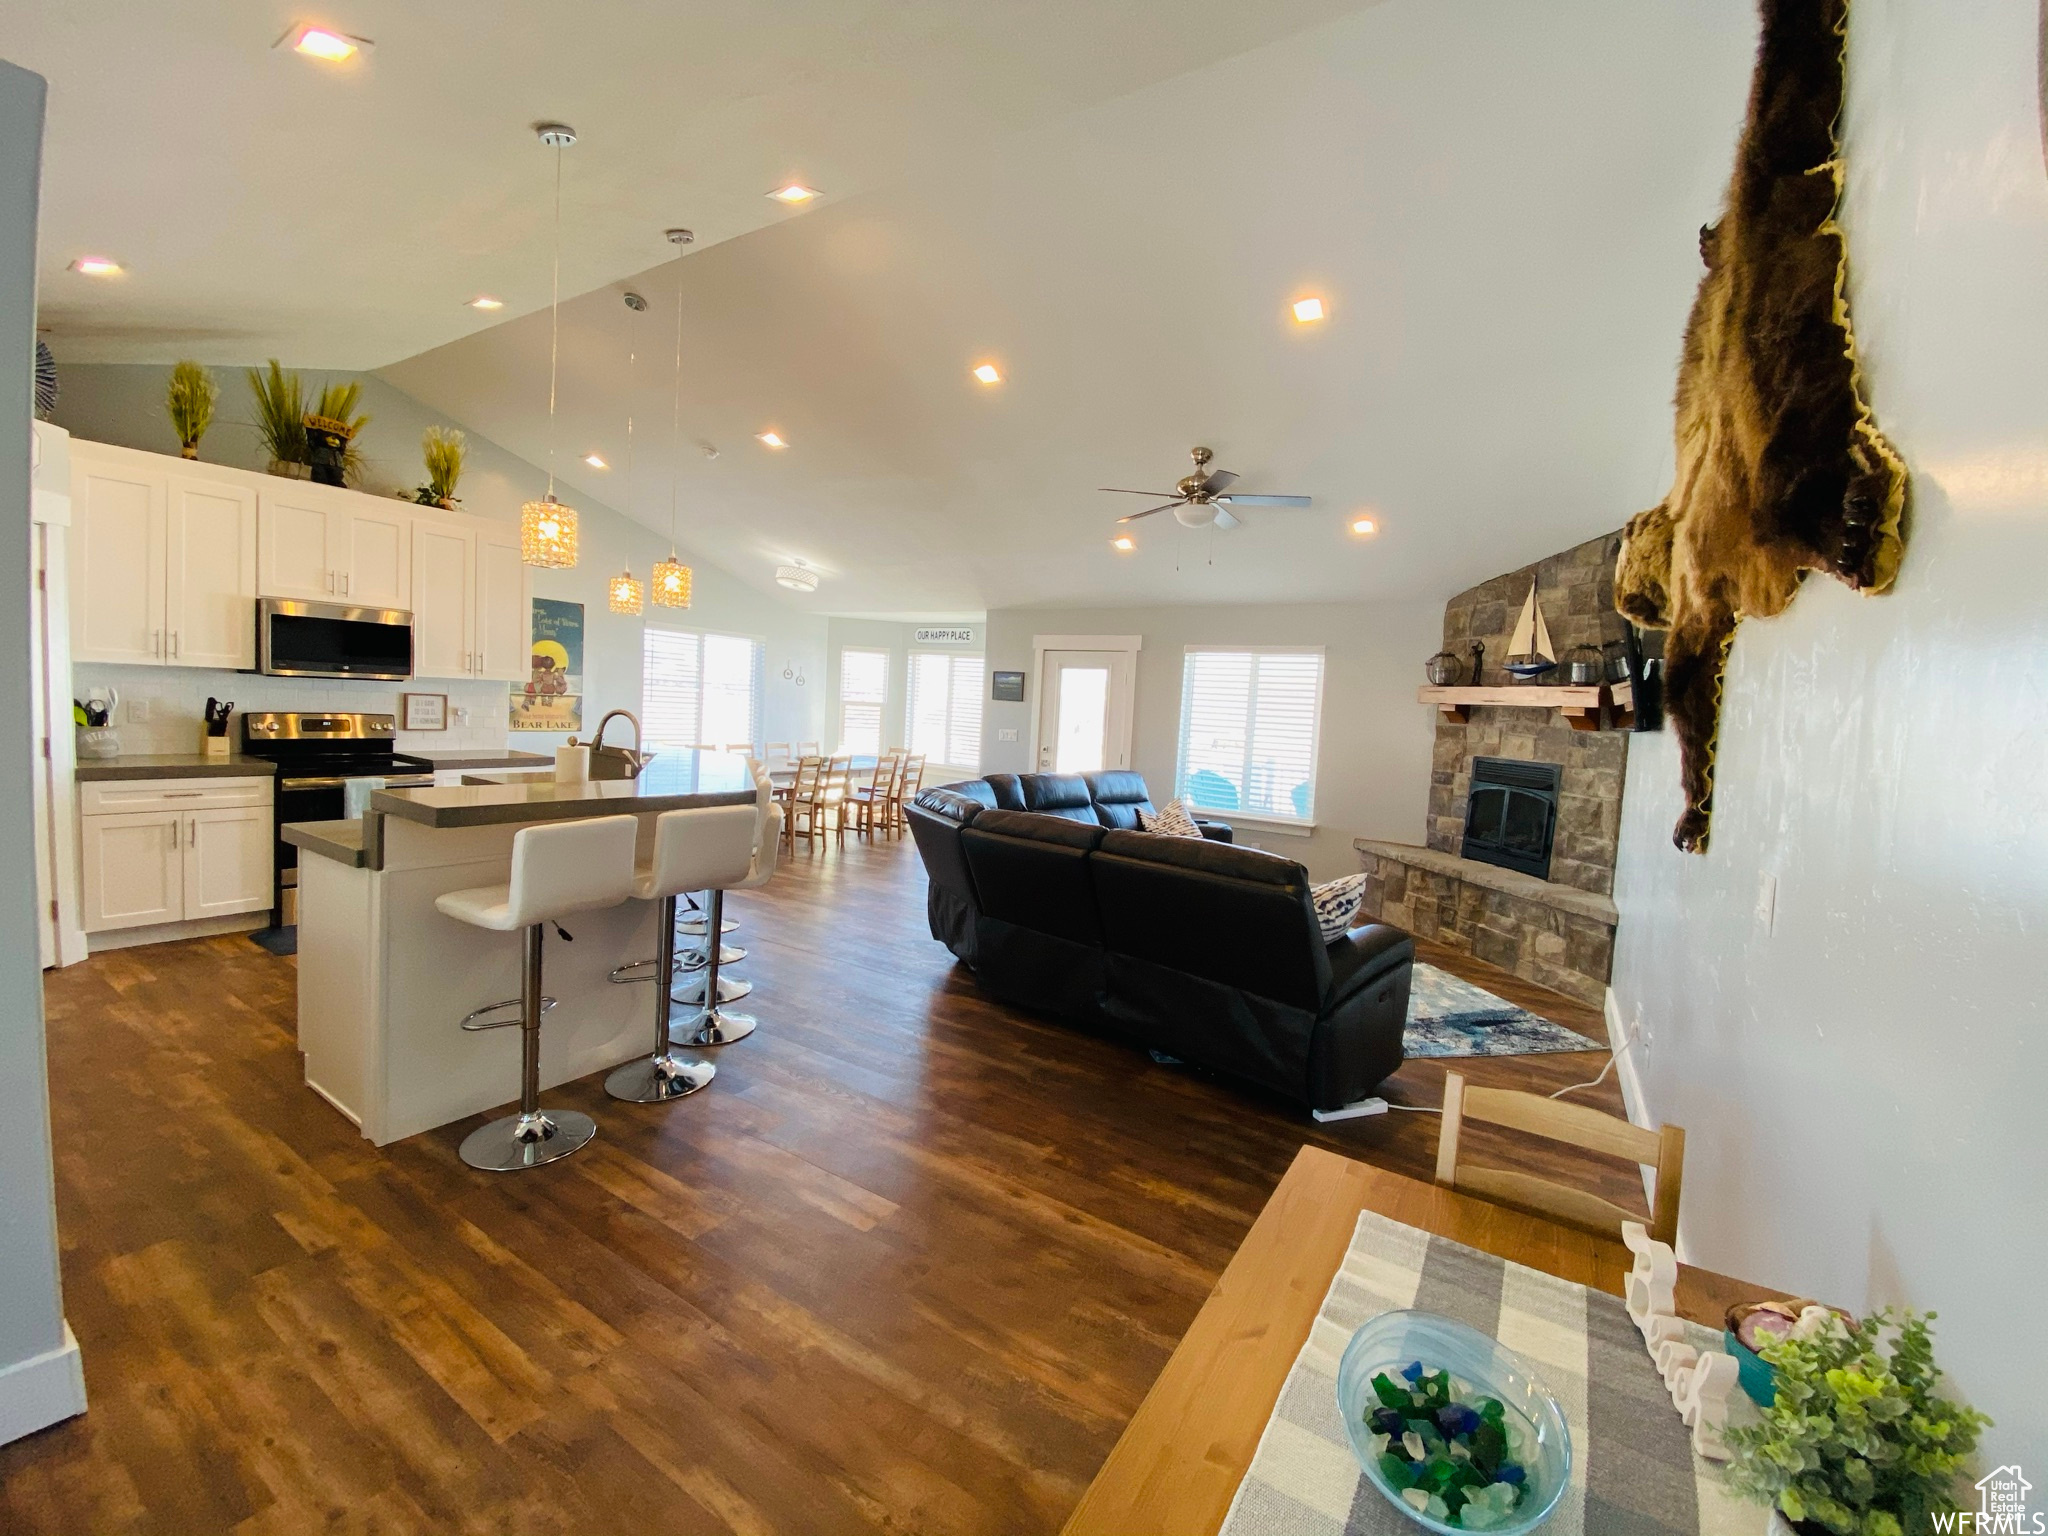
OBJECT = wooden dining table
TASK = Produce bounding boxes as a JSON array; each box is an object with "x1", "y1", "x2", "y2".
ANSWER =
[{"x1": 1061, "y1": 1145, "x2": 1778, "y2": 1536}]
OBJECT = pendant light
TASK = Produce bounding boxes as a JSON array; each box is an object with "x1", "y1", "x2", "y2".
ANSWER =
[
  {"x1": 651, "y1": 228, "x2": 695, "y2": 608},
  {"x1": 607, "y1": 341, "x2": 644, "y2": 615},
  {"x1": 520, "y1": 122, "x2": 580, "y2": 569}
]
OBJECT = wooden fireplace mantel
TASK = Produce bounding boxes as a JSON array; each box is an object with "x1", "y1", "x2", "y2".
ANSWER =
[{"x1": 1418, "y1": 681, "x2": 1633, "y2": 732}]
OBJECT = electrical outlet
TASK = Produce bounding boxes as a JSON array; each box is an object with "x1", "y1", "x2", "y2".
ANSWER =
[
  {"x1": 1756, "y1": 872, "x2": 1778, "y2": 934},
  {"x1": 126, "y1": 697, "x2": 152, "y2": 723},
  {"x1": 450, "y1": 705, "x2": 470, "y2": 726},
  {"x1": 997, "y1": 728, "x2": 1018, "y2": 742}
]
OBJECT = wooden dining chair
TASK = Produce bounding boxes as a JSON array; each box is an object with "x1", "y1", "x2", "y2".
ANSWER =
[
  {"x1": 781, "y1": 755, "x2": 824, "y2": 850},
  {"x1": 1434, "y1": 1071, "x2": 1685, "y2": 1248},
  {"x1": 885, "y1": 753, "x2": 926, "y2": 837},
  {"x1": 764, "y1": 742, "x2": 792, "y2": 768},
  {"x1": 849, "y1": 752, "x2": 904, "y2": 840},
  {"x1": 795, "y1": 740, "x2": 821, "y2": 758},
  {"x1": 818, "y1": 752, "x2": 854, "y2": 848}
]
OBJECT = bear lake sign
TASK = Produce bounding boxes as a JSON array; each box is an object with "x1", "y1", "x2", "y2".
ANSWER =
[{"x1": 914, "y1": 627, "x2": 976, "y2": 645}]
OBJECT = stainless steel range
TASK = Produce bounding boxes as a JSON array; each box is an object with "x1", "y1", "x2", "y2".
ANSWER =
[{"x1": 239, "y1": 712, "x2": 435, "y2": 926}]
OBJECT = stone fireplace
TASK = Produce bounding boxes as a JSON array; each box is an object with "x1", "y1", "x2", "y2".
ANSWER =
[{"x1": 1355, "y1": 531, "x2": 1631, "y2": 1006}]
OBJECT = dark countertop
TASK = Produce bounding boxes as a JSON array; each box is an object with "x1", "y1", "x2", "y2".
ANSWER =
[
  {"x1": 372, "y1": 749, "x2": 758, "y2": 830},
  {"x1": 404, "y1": 749, "x2": 554, "y2": 771},
  {"x1": 283, "y1": 819, "x2": 366, "y2": 868},
  {"x1": 78, "y1": 753, "x2": 278, "y2": 781}
]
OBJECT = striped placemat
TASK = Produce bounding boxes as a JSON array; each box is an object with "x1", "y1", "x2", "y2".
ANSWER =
[{"x1": 1219, "y1": 1210, "x2": 1763, "y2": 1536}]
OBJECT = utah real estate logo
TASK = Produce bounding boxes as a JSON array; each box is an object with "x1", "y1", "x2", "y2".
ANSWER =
[{"x1": 1932, "y1": 1466, "x2": 2039, "y2": 1534}]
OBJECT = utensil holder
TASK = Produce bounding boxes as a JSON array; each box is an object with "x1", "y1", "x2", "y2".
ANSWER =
[{"x1": 77, "y1": 726, "x2": 120, "y2": 761}]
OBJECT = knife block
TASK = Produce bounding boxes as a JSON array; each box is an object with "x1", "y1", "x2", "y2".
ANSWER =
[{"x1": 201, "y1": 732, "x2": 231, "y2": 762}]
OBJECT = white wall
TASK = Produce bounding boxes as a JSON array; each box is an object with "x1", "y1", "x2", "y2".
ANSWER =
[
  {"x1": 1608, "y1": 0, "x2": 2048, "y2": 1463},
  {"x1": 48, "y1": 363, "x2": 830, "y2": 753},
  {"x1": 981, "y1": 600, "x2": 1439, "y2": 880},
  {"x1": 0, "y1": 57, "x2": 85, "y2": 1446}
]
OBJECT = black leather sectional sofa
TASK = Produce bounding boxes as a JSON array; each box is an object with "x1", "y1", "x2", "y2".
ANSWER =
[{"x1": 906, "y1": 771, "x2": 1413, "y2": 1113}]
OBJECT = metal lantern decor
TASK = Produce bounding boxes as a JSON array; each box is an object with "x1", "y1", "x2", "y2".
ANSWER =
[
  {"x1": 607, "y1": 568, "x2": 643, "y2": 615},
  {"x1": 1424, "y1": 650, "x2": 1463, "y2": 686},
  {"x1": 522, "y1": 121, "x2": 581, "y2": 569},
  {"x1": 520, "y1": 495, "x2": 578, "y2": 568},
  {"x1": 650, "y1": 557, "x2": 692, "y2": 607}
]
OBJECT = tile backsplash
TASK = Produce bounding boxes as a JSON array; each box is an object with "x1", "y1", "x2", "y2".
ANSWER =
[{"x1": 72, "y1": 665, "x2": 513, "y2": 755}]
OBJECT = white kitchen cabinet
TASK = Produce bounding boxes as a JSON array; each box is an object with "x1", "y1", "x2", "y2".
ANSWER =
[
  {"x1": 183, "y1": 806, "x2": 274, "y2": 919},
  {"x1": 79, "y1": 777, "x2": 274, "y2": 934},
  {"x1": 411, "y1": 518, "x2": 477, "y2": 679},
  {"x1": 475, "y1": 524, "x2": 529, "y2": 681},
  {"x1": 258, "y1": 485, "x2": 412, "y2": 608},
  {"x1": 70, "y1": 444, "x2": 256, "y2": 668},
  {"x1": 80, "y1": 812, "x2": 183, "y2": 931}
]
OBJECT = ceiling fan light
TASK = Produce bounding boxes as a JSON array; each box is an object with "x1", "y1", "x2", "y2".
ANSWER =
[
  {"x1": 775, "y1": 562, "x2": 819, "y2": 593},
  {"x1": 520, "y1": 495, "x2": 579, "y2": 568},
  {"x1": 651, "y1": 556, "x2": 693, "y2": 608}
]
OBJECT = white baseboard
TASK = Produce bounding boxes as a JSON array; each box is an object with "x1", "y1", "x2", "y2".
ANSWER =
[
  {"x1": 86, "y1": 912, "x2": 266, "y2": 953},
  {"x1": 0, "y1": 1322, "x2": 87, "y2": 1446}
]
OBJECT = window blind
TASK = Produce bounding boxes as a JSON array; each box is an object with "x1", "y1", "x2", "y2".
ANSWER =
[
  {"x1": 839, "y1": 648, "x2": 888, "y2": 755},
  {"x1": 642, "y1": 627, "x2": 760, "y2": 750},
  {"x1": 906, "y1": 651, "x2": 983, "y2": 769},
  {"x1": 1174, "y1": 647, "x2": 1324, "y2": 821}
]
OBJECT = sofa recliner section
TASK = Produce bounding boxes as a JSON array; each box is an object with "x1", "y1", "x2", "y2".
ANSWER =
[{"x1": 906, "y1": 775, "x2": 1411, "y2": 1112}]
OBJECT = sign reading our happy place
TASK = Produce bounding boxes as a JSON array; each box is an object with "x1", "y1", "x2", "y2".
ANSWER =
[{"x1": 914, "y1": 627, "x2": 976, "y2": 645}]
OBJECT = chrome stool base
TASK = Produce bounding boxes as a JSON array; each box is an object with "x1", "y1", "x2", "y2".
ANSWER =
[
  {"x1": 461, "y1": 994, "x2": 557, "y2": 1029},
  {"x1": 674, "y1": 1006, "x2": 757, "y2": 1046},
  {"x1": 671, "y1": 971, "x2": 751, "y2": 1005},
  {"x1": 460, "y1": 1107, "x2": 596, "y2": 1172},
  {"x1": 679, "y1": 942, "x2": 746, "y2": 970},
  {"x1": 605, "y1": 1051, "x2": 716, "y2": 1103},
  {"x1": 676, "y1": 914, "x2": 738, "y2": 937}
]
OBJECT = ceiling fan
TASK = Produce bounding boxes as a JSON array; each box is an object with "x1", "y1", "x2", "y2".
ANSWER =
[{"x1": 1100, "y1": 446, "x2": 1312, "y2": 529}]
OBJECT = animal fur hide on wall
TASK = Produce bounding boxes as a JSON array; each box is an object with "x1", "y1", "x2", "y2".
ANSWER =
[{"x1": 1614, "y1": 0, "x2": 1906, "y2": 853}]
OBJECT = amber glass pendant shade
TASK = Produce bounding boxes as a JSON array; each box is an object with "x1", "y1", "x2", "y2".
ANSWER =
[
  {"x1": 608, "y1": 568, "x2": 643, "y2": 615},
  {"x1": 520, "y1": 495, "x2": 578, "y2": 568},
  {"x1": 651, "y1": 556, "x2": 693, "y2": 608}
]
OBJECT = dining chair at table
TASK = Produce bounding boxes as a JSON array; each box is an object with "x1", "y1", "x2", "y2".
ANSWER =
[
  {"x1": 817, "y1": 752, "x2": 854, "y2": 848},
  {"x1": 795, "y1": 740, "x2": 821, "y2": 758},
  {"x1": 848, "y1": 751, "x2": 904, "y2": 840},
  {"x1": 885, "y1": 753, "x2": 926, "y2": 837},
  {"x1": 1434, "y1": 1070, "x2": 1687, "y2": 1247},
  {"x1": 780, "y1": 755, "x2": 823, "y2": 850}
]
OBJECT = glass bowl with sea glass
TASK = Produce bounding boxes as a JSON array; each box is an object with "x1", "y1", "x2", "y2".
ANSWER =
[{"x1": 1336, "y1": 1309, "x2": 1572, "y2": 1534}]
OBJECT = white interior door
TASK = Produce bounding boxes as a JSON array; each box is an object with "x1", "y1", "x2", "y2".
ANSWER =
[{"x1": 1035, "y1": 649, "x2": 1135, "y2": 774}]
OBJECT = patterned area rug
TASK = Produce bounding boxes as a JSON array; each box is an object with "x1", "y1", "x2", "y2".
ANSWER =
[{"x1": 1405, "y1": 962, "x2": 1604, "y2": 1058}]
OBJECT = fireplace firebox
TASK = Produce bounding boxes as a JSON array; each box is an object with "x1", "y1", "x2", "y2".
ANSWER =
[{"x1": 1461, "y1": 757, "x2": 1562, "y2": 881}]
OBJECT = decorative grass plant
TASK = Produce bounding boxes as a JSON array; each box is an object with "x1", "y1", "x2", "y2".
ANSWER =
[
  {"x1": 1727, "y1": 1308, "x2": 1988, "y2": 1536},
  {"x1": 247, "y1": 360, "x2": 308, "y2": 475},
  {"x1": 415, "y1": 426, "x2": 466, "y2": 507},
  {"x1": 164, "y1": 361, "x2": 217, "y2": 459}
]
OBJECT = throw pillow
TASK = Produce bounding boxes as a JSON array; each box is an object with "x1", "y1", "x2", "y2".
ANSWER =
[
  {"x1": 1140, "y1": 799, "x2": 1204, "y2": 838},
  {"x1": 1312, "y1": 873, "x2": 1369, "y2": 942}
]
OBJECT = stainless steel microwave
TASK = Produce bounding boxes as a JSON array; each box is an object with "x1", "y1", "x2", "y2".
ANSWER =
[{"x1": 257, "y1": 597, "x2": 414, "y2": 680}]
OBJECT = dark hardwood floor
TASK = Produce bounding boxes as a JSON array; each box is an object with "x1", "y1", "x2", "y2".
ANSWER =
[{"x1": 5, "y1": 832, "x2": 1638, "y2": 1535}]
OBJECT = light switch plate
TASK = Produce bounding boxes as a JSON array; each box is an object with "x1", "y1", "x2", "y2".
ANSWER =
[{"x1": 997, "y1": 728, "x2": 1018, "y2": 742}]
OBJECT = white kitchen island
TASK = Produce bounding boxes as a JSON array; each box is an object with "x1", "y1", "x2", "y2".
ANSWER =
[{"x1": 284, "y1": 752, "x2": 757, "y2": 1146}]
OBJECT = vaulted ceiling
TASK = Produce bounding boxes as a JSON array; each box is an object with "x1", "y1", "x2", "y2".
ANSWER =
[{"x1": 12, "y1": 0, "x2": 1759, "y2": 616}]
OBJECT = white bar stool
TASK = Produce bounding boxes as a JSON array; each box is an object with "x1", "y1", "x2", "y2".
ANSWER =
[
  {"x1": 604, "y1": 803, "x2": 757, "y2": 1104},
  {"x1": 675, "y1": 760, "x2": 782, "y2": 1048},
  {"x1": 437, "y1": 814, "x2": 638, "y2": 1172}
]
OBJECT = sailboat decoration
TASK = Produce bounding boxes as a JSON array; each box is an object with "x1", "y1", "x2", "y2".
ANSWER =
[{"x1": 1503, "y1": 581, "x2": 1558, "y2": 680}]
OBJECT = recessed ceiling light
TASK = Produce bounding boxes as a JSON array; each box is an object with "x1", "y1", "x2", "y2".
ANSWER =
[
  {"x1": 1349, "y1": 514, "x2": 1379, "y2": 536},
  {"x1": 583, "y1": 453, "x2": 608, "y2": 469},
  {"x1": 468, "y1": 295, "x2": 504, "y2": 310},
  {"x1": 756, "y1": 431, "x2": 787, "y2": 449},
  {"x1": 767, "y1": 183, "x2": 820, "y2": 205},
  {"x1": 1111, "y1": 535, "x2": 1136, "y2": 552},
  {"x1": 280, "y1": 24, "x2": 370, "y2": 62},
  {"x1": 971, "y1": 363, "x2": 1002, "y2": 385},
  {"x1": 1292, "y1": 296, "x2": 1327, "y2": 323},
  {"x1": 69, "y1": 255, "x2": 122, "y2": 276}
]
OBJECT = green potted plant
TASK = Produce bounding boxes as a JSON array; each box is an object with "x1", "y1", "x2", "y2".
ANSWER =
[
  {"x1": 247, "y1": 359, "x2": 309, "y2": 478},
  {"x1": 413, "y1": 426, "x2": 466, "y2": 508},
  {"x1": 1727, "y1": 1307, "x2": 1989, "y2": 1536},
  {"x1": 164, "y1": 360, "x2": 217, "y2": 459}
]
